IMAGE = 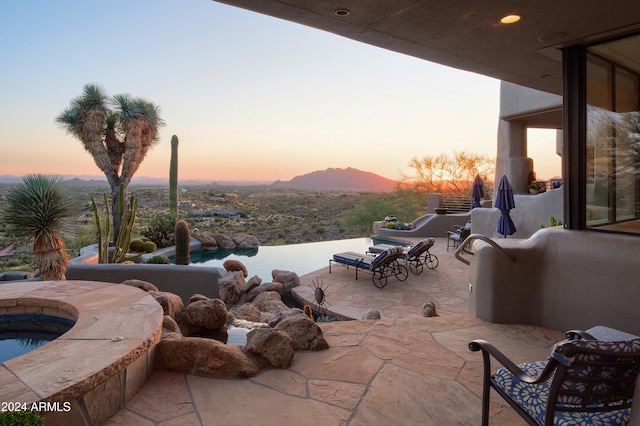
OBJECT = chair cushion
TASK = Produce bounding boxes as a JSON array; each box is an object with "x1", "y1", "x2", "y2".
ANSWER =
[{"x1": 493, "y1": 361, "x2": 631, "y2": 425}]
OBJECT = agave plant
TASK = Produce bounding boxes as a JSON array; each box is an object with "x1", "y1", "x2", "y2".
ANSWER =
[{"x1": 3, "y1": 175, "x2": 73, "y2": 280}]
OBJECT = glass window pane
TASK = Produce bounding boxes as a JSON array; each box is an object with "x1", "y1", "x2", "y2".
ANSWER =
[{"x1": 585, "y1": 38, "x2": 640, "y2": 235}]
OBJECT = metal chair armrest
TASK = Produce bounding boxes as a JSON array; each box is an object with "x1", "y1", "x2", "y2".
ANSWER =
[{"x1": 469, "y1": 340, "x2": 556, "y2": 384}]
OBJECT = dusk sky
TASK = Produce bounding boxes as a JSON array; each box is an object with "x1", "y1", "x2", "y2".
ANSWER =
[{"x1": 0, "y1": 0, "x2": 560, "y2": 183}]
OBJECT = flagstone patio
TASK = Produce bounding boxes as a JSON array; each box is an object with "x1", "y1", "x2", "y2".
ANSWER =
[{"x1": 105, "y1": 237, "x2": 564, "y2": 425}]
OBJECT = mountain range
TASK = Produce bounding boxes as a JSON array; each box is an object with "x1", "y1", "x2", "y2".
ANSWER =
[{"x1": 0, "y1": 167, "x2": 398, "y2": 192}]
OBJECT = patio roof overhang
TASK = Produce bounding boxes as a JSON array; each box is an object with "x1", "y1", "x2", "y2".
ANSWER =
[{"x1": 213, "y1": 0, "x2": 640, "y2": 95}]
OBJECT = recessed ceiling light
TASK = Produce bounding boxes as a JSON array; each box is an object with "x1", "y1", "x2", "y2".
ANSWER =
[
  {"x1": 500, "y1": 14, "x2": 521, "y2": 24},
  {"x1": 334, "y1": 9, "x2": 350, "y2": 17}
]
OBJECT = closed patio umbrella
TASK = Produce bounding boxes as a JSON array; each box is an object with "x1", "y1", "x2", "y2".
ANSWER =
[
  {"x1": 495, "y1": 174, "x2": 516, "y2": 238},
  {"x1": 471, "y1": 175, "x2": 484, "y2": 208}
]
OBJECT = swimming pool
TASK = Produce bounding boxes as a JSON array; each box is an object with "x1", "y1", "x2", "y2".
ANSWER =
[{"x1": 179, "y1": 238, "x2": 378, "y2": 281}]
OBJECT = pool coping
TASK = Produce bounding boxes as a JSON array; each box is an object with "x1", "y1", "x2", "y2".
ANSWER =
[{"x1": 0, "y1": 280, "x2": 163, "y2": 425}]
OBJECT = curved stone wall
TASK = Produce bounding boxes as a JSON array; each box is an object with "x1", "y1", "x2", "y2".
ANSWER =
[{"x1": 0, "y1": 280, "x2": 163, "y2": 425}]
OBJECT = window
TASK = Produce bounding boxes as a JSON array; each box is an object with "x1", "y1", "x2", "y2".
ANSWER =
[{"x1": 584, "y1": 36, "x2": 640, "y2": 234}]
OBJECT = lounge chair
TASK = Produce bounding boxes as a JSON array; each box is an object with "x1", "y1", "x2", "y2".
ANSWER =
[
  {"x1": 368, "y1": 238, "x2": 438, "y2": 274},
  {"x1": 329, "y1": 246, "x2": 408, "y2": 288},
  {"x1": 446, "y1": 221, "x2": 471, "y2": 251},
  {"x1": 469, "y1": 326, "x2": 640, "y2": 426}
]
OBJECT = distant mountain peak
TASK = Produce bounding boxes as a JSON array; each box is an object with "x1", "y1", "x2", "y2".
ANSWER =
[{"x1": 271, "y1": 167, "x2": 397, "y2": 192}]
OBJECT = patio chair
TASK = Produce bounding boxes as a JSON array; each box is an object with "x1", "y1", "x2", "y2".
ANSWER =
[
  {"x1": 468, "y1": 326, "x2": 640, "y2": 426},
  {"x1": 369, "y1": 238, "x2": 439, "y2": 274},
  {"x1": 446, "y1": 221, "x2": 471, "y2": 251},
  {"x1": 329, "y1": 246, "x2": 408, "y2": 288}
]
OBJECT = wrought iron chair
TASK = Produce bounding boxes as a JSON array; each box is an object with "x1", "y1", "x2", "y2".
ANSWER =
[
  {"x1": 469, "y1": 328, "x2": 640, "y2": 425},
  {"x1": 446, "y1": 221, "x2": 471, "y2": 251}
]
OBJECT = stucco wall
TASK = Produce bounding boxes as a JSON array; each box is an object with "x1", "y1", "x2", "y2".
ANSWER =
[
  {"x1": 469, "y1": 227, "x2": 640, "y2": 336},
  {"x1": 471, "y1": 187, "x2": 564, "y2": 239},
  {"x1": 66, "y1": 263, "x2": 225, "y2": 304}
]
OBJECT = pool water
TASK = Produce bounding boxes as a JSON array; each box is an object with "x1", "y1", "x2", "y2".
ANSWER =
[
  {"x1": 0, "y1": 314, "x2": 76, "y2": 363},
  {"x1": 178, "y1": 238, "x2": 377, "y2": 282}
]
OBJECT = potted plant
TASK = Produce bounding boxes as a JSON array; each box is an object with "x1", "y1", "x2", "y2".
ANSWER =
[{"x1": 528, "y1": 180, "x2": 543, "y2": 194}]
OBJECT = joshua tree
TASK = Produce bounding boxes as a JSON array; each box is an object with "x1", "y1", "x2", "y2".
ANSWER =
[
  {"x1": 56, "y1": 83, "x2": 165, "y2": 241},
  {"x1": 3, "y1": 175, "x2": 73, "y2": 280}
]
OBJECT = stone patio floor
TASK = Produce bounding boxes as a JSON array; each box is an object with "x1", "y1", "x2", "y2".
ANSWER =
[{"x1": 105, "y1": 237, "x2": 565, "y2": 425}]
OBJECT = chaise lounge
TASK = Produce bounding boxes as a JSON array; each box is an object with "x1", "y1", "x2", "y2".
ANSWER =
[
  {"x1": 368, "y1": 238, "x2": 439, "y2": 274},
  {"x1": 329, "y1": 246, "x2": 408, "y2": 288}
]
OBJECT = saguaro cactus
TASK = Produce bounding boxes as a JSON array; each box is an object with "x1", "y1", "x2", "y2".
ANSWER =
[
  {"x1": 169, "y1": 135, "x2": 179, "y2": 218},
  {"x1": 174, "y1": 219, "x2": 191, "y2": 265}
]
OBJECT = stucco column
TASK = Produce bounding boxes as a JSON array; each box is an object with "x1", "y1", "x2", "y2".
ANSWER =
[{"x1": 496, "y1": 119, "x2": 533, "y2": 195}]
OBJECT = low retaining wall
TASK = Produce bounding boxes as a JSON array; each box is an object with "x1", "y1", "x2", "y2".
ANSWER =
[
  {"x1": 469, "y1": 227, "x2": 640, "y2": 336},
  {"x1": 66, "y1": 264, "x2": 225, "y2": 304}
]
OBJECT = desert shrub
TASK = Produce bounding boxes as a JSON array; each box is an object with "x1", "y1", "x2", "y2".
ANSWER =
[
  {"x1": 147, "y1": 255, "x2": 170, "y2": 264},
  {"x1": 0, "y1": 410, "x2": 44, "y2": 425},
  {"x1": 142, "y1": 241, "x2": 157, "y2": 253},
  {"x1": 129, "y1": 239, "x2": 145, "y2": 252},
  {"x1": 141, "y1": 213, "x2": 175, "y2": 248}
]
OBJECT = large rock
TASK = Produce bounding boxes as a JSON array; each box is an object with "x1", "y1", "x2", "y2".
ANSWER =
[
  {"x1": 149, "y1": 291, "x2": 184, "y2": 319},
  {"x1": 244, "y1": 275, "x2": 262, "y2": 294},
  {"x1": 229, "y1": 303, "x2": 262, "y2": 322},
  {"x1": 233, "y1": 233, "x2": 259, "y2": 249},
  {"x1": 185, "y1": 298, "x2": 228, "y2": 329},
  {"x1": 266, "y1": 309, "x2": 305, "y2": 328},
  {"x1": 156, "y1": 337, "x2": 266, "y2": 377},
  {"x1": 272, "y1": 270, "x2": 300, "y2": 295},
  {"x1": 245, "y1": 328, "x2": 294, "y2": 368},
  {"x1": 218, "y1": 271, "x2": 245, "y2": 305},
  {"x1": 245, "y1": 282, "x2": 284, "y2": 303},
  {"x1": 214, "y1": 233, "x2": 236, "y2": 250},
  {"x1": 252, "y1": 291, "x2": 289, "y2": 316},
  {"x1": 223, "y1": 259, "x2": 248, "y2": 278},
  {"x1": 161, "y1": 315, "x2": 183, "y2": 340},
  {"x1": 192, "y1": 231, "x2": 218, "y2": 250},
  {"x1": 274, "y1": 314, "x2": 329, "y2": 351},
  {"x1": 121, "y1": 279, "x2": 159, "y2": 292}
]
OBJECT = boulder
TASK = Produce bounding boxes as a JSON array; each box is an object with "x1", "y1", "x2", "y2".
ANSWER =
[
  {"x1": 271, "y1": 270, "x2": 300, "y2": 295},
  {"x1": 162, "y1": 315, "x2": 182, "y2": 334},
  {"x1": 422, "y1": 301, "x2": 438, "y2": 317},
  {"x1": 233, "y1": 233, "x2": 259, "y2": 249},
  {"x1": 156, "y1": 337, "x2": 266, "y2": 377},
  {"x1": 149, "y1": 291, "x2": 184, "y2": 319},
  {"x1": 245, "y1": 328, "x2": 294, "y2": 369},
  {"x1": 252, "y1": 291, "x2": 289, "y2": 316},
  {"x1": 192, "y1": 231, "x2": 218, "y2": 250},
  {"x1": 214, "y1": 233, "x2": 236, "y2": 250},
  {"x1": 274, "y1": 313, "x2": 329, "y2": 351},
  {"x1": 218, "y1": 271, "x2": 245, "y2": 305},
  {"x1": 266, "y1": 308, "x2": 305, "y2": 327},
  {"x1": 244, "y1": 275, "x2": 262, "y2": 294},
  {"x1": 223, "y1": 259, "x2": 248, "y2": 278},
  {"x1": 189, "y1": 294, "x2": 209, "y2": 304},
  {"x1": 121, "y1": 279, "x2": 159, "y2": 292},
  {"x1": 185, "y1": 298, "x2": 229, "y2": 329},
  {"x1": 362, "y1": 309, "x2": 382, "y2": 320},
  {"x1": 229, "y1": 303, "x2": 262, "y2": 322},
  {"x1": 245, "y1": 282, "x2": 284, "y2": 303}
]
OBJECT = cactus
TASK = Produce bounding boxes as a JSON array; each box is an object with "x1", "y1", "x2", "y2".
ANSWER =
[
  {"x1": 174, "y1": 219, "x2": 191, "y2": 265},
  {"x1": 91, "y1": 194, "x2": 111, "y2": 264},
  {"x1": 142, "y1": 241, "x2": 157, "y2": 253},
  {"x1": 91, "y1": 183, "x2": 138, "y2": 264},
  {"x1": 169, "y1": 135, "x2": 179, "y2": 218}
]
